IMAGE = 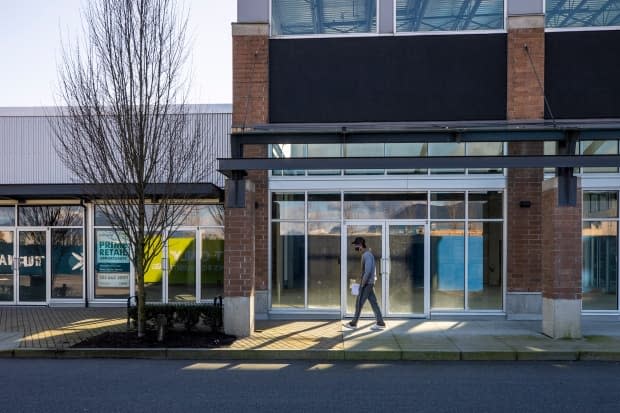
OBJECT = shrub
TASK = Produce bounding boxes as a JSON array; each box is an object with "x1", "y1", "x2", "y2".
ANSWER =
[{"x1": 127, "y1": 302, "x2": 223, "y2": 332}]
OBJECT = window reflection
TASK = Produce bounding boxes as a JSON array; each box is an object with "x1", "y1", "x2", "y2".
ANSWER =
[
  {"x1": 272, "y1": 193, "x2": 305, "y2": 220},
  {"x1": 307, "y1": 144, "x2": 341, "y2": 175},
  {"x1": 429, "y1": 143, "x2": 465, "y2": 174},
  {"x1": 272, "y1": 0, "x2": 377, "y2": 36},
  {"x1": 466, "y1": 142, "x2": 503, "y2": 174},
  {"x1": 396, "y1": 0, "x2": 504, "y2": 32},
  {"x1": 201, "y1": 228, "x2": 224, "y2": 302},
  {"x1": 94, "y1": 229, "x2": 130, "y2": 299},
  {"x1": 308, "y1": 222, "x2": 340, "y2": 309},
  {"x1": 584, "y1": 192, "x2": 618, "y2": 219},
  {"x1": 582, "y1": 221, "x2": 618, "y2": 310},
  {"x1": 168, "y1": 231, "x2": 196, "y2": 302},
  {"x1": 468, "y1": 222, "x2": 502, "y2": 310},
  {"x1": 344, "y1": 193, "x2": 427, "y2": 219},
  {"x1": 469, "y1": 191, "x2": 503, "y2": 219},
  {"x1": 0, "y1": 207, "x2": 15, "y2": 226},
  {"x1": 344, "y1": 143, "x2": 385, "y2": 175},
  {"x1": 431, "y1": 222, "x2": 464, "y2": 309},
  {"x1": 308, "y1": 193, "x2": 341, "y2": 220},
  {"x1": 431, "y1": 193, "x2": 465, "y2": 219},
  {"x1": 51, "y1": 228, "x2": 83, "y2": 299},
  {"x1": 580, "y1": 140, "x2": 618, "y2": 173},
  {"x1": 19, "y1": 206, "x2": 83, "y2": 227},
  {"x1": 0, "y1": 231, "x2": 14, "y2": 301},
  {"x1": 272, "y1": 222, "x2": 305, "y2": 308},
  {"x1": 386, "y1": 143, "x2": 428, "y2": 175}
]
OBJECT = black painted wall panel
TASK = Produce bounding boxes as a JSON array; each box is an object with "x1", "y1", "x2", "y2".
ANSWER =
[
  {"x1": 546, "y1": 31, "x2": 620, "y2": 119},
  {"x1": 269, "y1": 35, "x2": 507, "y2": 123}
]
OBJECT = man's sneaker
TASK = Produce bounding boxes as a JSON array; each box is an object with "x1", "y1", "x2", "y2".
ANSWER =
[
  {"x1": 343, "y1": 322, "x2": 357, "y2": 330},
  {"x1": 370, "y1": 323, "x2": 386, "y2": 331}
]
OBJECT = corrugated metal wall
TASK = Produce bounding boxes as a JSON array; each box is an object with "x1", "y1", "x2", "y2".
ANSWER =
[{"x1": 0, "y1": 107, "x2": 231, "y2": 188}]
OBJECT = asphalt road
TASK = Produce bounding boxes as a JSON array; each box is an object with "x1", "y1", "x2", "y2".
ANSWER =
[{"x1": 1, "y1": 359, "x2": 619, "y2": 412}]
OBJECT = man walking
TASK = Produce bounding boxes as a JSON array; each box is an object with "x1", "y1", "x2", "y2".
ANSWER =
[{"x1": 344, "y1": 236, "x2": 386, "y2": 331}]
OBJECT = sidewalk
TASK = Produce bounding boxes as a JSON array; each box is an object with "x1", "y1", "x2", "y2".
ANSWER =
[{"x1": 1, "y1": 307, "x2": 620, "y2": 361}]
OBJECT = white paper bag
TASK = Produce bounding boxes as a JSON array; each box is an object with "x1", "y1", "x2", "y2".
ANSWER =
[{"x1": 351, "y1": 283, "x2": 360, "y2": 296}]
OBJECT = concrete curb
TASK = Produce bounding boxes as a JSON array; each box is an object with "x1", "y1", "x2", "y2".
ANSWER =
[{"x1": 3, "y1": 348, "x2": 620, "y2": 361}]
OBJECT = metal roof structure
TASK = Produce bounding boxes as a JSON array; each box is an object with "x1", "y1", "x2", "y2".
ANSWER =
[{"x1": 546, "y1": 0, "x2": 620, "y2": 28}]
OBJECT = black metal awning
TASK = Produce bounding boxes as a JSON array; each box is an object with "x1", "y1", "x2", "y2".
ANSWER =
[
  {"x1": 219, "y1": 119, "x2": 620, "y2": 208},
  {"x1": 0, "y1": 183, "x2": 223, "y2": 202}
]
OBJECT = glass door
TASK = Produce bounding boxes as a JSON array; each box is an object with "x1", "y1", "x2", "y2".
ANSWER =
[
  {"x1": 343, "y1": 221, "x2": 428, "y2": 317},
  {"x1": 344, "y1": 223, "x2": 384, "y2": 315},
  {"x1": 17, "y1": 229, "x2": 48, "y2": 303},
  {"x1": 386, "y1": 223, "x2": 428, "y2": 316},
  {"x1": 0, "y1": 230, "x2": 15, "y2": 303}
]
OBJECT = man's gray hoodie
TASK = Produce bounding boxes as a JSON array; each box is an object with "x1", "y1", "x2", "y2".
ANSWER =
[{"x1": 360, "y1": 250, "x2": 376, "y2": 285}]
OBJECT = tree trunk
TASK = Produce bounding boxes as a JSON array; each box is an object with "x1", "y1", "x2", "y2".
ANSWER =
[{"x1": 136, "y1": 241, "x2": 146, "y2": 338}]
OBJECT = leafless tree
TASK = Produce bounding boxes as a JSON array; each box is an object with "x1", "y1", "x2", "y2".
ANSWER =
[{"x1": 53, "y1": 0, "x2": 211, "y2": 337}]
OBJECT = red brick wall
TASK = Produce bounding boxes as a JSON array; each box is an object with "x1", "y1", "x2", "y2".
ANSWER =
[
  {"x1": 231, "y1": 25, "x2": 269, "y2": 293},
  {"x1": 224, "y1": 181, "x2": 255, "y2": 297},
  {"x1": 506, "y1": 23, "x2": 545, "y2": 292},
  {"x1": 541, "y1": 180, "x2": 583, "y2": 300}
]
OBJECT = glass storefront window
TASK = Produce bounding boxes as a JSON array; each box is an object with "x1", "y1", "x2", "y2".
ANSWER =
[
  {"x1": 431, "y1": 222, "x2": 465, "y2": 309},
  {"x1": 308, "y1": 193, "x2": 341, "y2": 220},
  {"x1": 584, "y1": 192, "x2": 618, "y2": 219},
  {"x1": 94, "y1": 229, "x2": 130, "y2": 299},
  {"x1": 344, "y1": 143, "x2": 385, "y2": 175},
  {"x1": 582, "y1": 221, "x2": 618, "y2": 310},
  {"x1": 168, "y1": 230, "x2": 196, "y2": 302},
  {"x1": 431, "y1": 193, "x2": 465, "y2": 219},
  {"x1": 307, "y1": 144, "x2": 341, "y2": 175},
  {"x1": 182, "y1": 205, "x2": 224, "y2": 226},
  {"x1": 468, "y1": 222, "x2": 503, "y2": 310},
  {"x1": 386, "y1": 143, "x2": 428, "y2": 175},
  {"x1": 271, "y1": 0, "x2": 377, "y2": 36},
  {"x1": 144, "y1": 233, "x2": 163, "y2": 302},
  {"x1": 272, "y1": 193, "x2": 305, "y2": 220},
  {"x1": 308, "y1": 222, "x2": 340, "y2": 309},
  {"x1": 0, "y1": 231, "x2": 14, "y2": 301},
  {"x1": 466, "y1": 142, "x2": 503, "y2": 174},
  {"x1": 344, "y1": 193, "x2": 427, "y2": 219},
  {"x1": 271, "y1": 144, "x2": 306, "y2": 176},
  {"x1": 469, "y1": 191, "x2": 503, "y2": 219},
  {"x1": 0, "y1": 207, "x2": 15, "y2": 226},
  {"x1": 272, "y1": 222, "x2": 305, "y2": 308},
  {"x1": 51, "y1": 228, "x2": 83, "y2": 299},
  {"x1": 201, "y1": 228, "x2": 224, "y2": 302},
  {"x1": 19, "y1": 206, "x2": 83, "y2": 227},
  {"x1": 580, "y1": 140, "x2": 618, "y2": 173},
  {"x1": 429, "y1": 143, "x2": 465, "y2": 174},
  {"x1": 396, "y1": 0, "x2": 504, "y2": 32}
]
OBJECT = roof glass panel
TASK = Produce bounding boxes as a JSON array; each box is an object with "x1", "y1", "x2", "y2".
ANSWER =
[
  {"x1": 396, "y1": 0, "x2": 504, "y2": 32},
  {"x1": 271, "y1": 0, "x2": 377, "y2": 36},
  {"x1": 546, "y1": 0, "x2": 620, "y2": 28}
]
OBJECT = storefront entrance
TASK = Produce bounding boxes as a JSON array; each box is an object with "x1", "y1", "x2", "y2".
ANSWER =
[{"x1": 343, "y1": 221, "x2": 429, "y2": 318}]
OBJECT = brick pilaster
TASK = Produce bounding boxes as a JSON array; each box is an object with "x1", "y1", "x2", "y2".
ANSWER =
[
  {"x1": 232, "y1": 23, "x2": 269, "y2": 293},
  {"x1": 506, "y1": 16, "x2": 545, "y2": 295},
  {"x1": 228, "y1": 23, "x2": 269, "y2": 325},
  {"x1": 541, "y1": 178, "x2": 582, "y2": 338}
]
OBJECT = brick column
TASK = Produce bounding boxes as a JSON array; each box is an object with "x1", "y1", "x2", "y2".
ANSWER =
[
  {"x1": 225, "y1": 22, "x2": 269, "y2": 335},
  {"x1": 541, "y1": 178, "x2": 582, "y2": 338},
  {"x1": 224, "y1": 180, "x2": 256, "y2": 337},
  {"x1": 505, "y1": 14, "x2": 545, "y2": 318}
]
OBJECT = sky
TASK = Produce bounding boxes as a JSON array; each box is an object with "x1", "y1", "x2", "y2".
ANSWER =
[{"x1": 0, "y1": 0, "x2": 236, "y2": 107}]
